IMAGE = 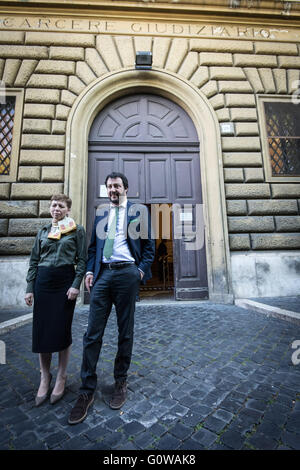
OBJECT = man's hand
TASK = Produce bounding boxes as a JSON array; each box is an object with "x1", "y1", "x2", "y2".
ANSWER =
[
  {"x1": 66, "y1": 287, "x2": 80, "y2": 301},
  {"x1": 85, "y1": 274, "x2": 94, "y2": 293},
  {"x1": 25, "y1": 293, "x2": 34, "y2": 307},
  {"x1": 139, "y1": 269, "x2": 144, "y2": 280}
]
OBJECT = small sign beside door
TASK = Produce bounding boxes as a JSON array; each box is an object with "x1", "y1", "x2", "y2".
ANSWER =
[
  {"x1": 99, "y1": 185, "x2": 107, "y2": 197},
  {"x1": 180, "y1": 211, "x2": 193, "y2": 222}
]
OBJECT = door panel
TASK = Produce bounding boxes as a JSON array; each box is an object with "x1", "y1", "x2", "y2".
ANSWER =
[
  {"x1": 89, "y1": 94, "x2": 198, "y2": 143},
  {"x1": 170, "y1": 154, "x2": 207, "y2": 299},
  {"x1": 145, "y1": 154, "x2": 172, "y2": 203},
  {"x1": 119, "y1": 153, "x2": 145, "y2": 203},
  {"x1": 171, "y1": 153, "x2": 202, "y2": 204},
  {"x1": 173, "y1": 204, "x2": 208, "y2": 300},
  {"x1": 180, "y1": 243, "x2": 198, "y2": 278}
]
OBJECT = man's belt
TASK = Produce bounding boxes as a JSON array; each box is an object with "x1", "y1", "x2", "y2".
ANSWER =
[{"x1": 102, "y1": 261, "x2": 135, "y2": 270}]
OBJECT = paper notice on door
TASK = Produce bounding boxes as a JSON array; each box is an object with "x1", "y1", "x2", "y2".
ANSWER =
[
  {"x1": 99, "y1": 185, "x2": 107, "y2": 197},
  {"x1": 180, "y1": 211, "x2": 193, "y2": 222}
]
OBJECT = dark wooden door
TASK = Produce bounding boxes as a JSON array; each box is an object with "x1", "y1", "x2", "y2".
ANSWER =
[{"x1": 88, "y1": 94, "x2": 208, "y2": 300}]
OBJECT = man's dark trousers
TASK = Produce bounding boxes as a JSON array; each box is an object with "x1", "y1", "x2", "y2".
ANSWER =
[{"x1": 79, "y1": 263, "x2": 141, "y2": 394}]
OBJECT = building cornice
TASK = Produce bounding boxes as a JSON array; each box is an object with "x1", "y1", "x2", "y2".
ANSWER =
[{"x1": 1, "y1": 0, "x2": 300, "y2": 21}]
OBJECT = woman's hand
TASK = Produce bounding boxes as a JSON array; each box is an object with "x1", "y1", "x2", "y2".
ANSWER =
[
  {"x1": 25, "y1": 293, "x2": 34, "y2": 307},
  {"x1": 66, "y1": 287, "x2": 79, "y2": 301}
]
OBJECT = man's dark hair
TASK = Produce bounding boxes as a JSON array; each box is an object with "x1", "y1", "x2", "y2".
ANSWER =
[{"x1": 105, "y1": 172, "x2": 129, "y2": 190}]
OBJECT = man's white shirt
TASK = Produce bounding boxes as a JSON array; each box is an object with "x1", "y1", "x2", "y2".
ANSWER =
[{"x1": 102, "y1": 199, "x2": 135, "y2": 264}]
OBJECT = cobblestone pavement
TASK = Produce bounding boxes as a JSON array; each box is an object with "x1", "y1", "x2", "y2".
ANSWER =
[{"x1": 0, "y1": 302, "x2": 300, "y2": 451}]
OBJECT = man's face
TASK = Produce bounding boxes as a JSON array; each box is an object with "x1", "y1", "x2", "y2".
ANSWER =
[{"x1": 106, "y1": 177, "x2": 128, "y2": 206}]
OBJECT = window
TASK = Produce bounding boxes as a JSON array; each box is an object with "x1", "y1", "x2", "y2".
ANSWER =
[
  {"x1": 264, "y1": 101, "x2": 300, "y2": 176},
  {"x1": 258, "y1": 95, "x2": 300, "y2": 182},
  {"x1": 0, "y1": 89, "x2": 23, "y2": 182},
  {"x1": 0, "y1": 95, "x2": 16, "y2": 176}
]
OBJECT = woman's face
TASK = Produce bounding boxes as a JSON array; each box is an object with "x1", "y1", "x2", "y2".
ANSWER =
[{"x1": 50, "y1": 200, "x2": 70, "y2": 222}]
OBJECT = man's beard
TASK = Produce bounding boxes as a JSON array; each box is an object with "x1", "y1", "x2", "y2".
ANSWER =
[
  {"x1": 109, "y1": 193, "x2": 126, "y2": 205},
  {"x1": 109, "y1": 193, "x2": 119, "y2": 204}
]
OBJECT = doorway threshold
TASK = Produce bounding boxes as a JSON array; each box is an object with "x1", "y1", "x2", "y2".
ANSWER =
[{"x1": 138, "y1": 291, "x2": 211, "y2": 305}]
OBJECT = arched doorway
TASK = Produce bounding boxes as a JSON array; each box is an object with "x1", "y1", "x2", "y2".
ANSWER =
[
  {"x1": 66, "y1": 68, "x2": 233, "y2": 304},
  {"x1": 87, "y1": 93, "x2": 208, "y2": 300}
]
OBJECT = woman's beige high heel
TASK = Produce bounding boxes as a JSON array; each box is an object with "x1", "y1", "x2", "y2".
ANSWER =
[
  {"x1": 50, "y1": 376, "x2": 67, "y2": 405},
  {"x1": 35, "y1": 373, "x2": 52, "y2": 407}
]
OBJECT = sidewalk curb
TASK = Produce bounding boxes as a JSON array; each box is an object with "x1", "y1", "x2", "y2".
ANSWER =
[
  {"x1": 235, "y1": 299, "x2": 300, "y2": 326},
  {"x1": 0, "y1": 313, "x2": 33, "y2": 335}
]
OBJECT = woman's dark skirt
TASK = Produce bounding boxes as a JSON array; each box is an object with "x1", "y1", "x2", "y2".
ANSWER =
[{"x1": 32, "y1": 265, "x2": 76, "y2": 353}]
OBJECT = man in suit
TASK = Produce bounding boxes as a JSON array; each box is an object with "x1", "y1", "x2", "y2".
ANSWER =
[{"x1": 68, "y1": 172, "x2": 155, "y2": 425}]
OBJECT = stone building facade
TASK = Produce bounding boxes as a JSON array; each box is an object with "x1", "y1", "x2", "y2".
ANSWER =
[{"x1": 0, "y1": 0, "x2": 300, "y2": 306}]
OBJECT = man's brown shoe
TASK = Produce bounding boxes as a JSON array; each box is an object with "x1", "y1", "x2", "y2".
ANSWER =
[
  {"x1": 109, "y1": 381, "x2": 127, "y2": 409},
  {"x1": 68, "y1": 392, "x2": 94, "y2": 425}
]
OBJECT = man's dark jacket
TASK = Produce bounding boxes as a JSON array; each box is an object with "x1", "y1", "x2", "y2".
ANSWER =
[{"x1": 87, "y1": 201, "x2": 155, "y2": 283}]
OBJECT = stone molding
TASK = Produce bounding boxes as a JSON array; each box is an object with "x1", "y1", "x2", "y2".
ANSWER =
[{"x1": 1, "y1": 1, "x2": 300, "y2": 21}]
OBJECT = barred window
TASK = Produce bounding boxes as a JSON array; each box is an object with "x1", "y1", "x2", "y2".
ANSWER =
[
  {"x1": 0, "y1": 95, "x2": 16, "y2": 176},
  {"x1": 258, "y1": 95, "x2": 300, "y2": 182},
  {"x1": 0, "y1": 89, "x2": 23, "y2": 182},
  {"x1": 264, "y1": 101, "x2": 300, "y2": 176}
]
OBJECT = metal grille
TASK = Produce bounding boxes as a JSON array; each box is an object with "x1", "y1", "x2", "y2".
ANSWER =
[
  {"x1": 264, "y1": 102, "x2": 300, "y2": 176},
  {"x1": 0, "y1": 96, "x2": 16, "y2": 175}
]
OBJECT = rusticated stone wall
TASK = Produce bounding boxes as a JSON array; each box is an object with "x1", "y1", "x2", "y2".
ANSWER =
[{"x1": 0, "y1": 30, "x2": 300, "y2": 256}]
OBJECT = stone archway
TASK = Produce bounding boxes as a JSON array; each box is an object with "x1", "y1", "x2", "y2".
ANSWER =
[{"x1": 65, "y1": 68, "x2": 233, "y2": 303}]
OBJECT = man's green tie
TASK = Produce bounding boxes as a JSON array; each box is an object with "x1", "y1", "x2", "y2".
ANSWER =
[{"x1": 103, "y1": 206, "x2": 119, "y2": 260}]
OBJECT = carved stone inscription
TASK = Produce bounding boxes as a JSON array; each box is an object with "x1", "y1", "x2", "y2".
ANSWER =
[{"x1": 0, "y1": 16, "x2": 299, "y2": 41}]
